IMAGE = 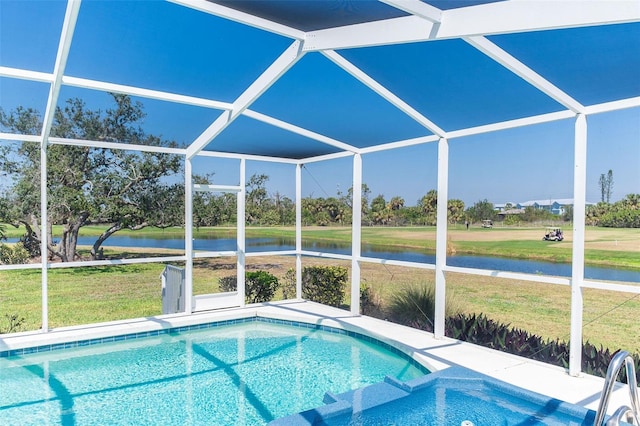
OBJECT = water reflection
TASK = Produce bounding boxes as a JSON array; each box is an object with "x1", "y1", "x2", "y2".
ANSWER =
[{"x1": 7, "y1": 235, "x2": 639, "y2": 283}]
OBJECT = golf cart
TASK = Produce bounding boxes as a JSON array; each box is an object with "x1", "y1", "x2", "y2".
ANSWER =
[
  {"x1": 543, "y1": 227, "x2": 564, "y2": 241},
  {"x1": 481, "y1": 220, "x2": 493, "y2": 228}
]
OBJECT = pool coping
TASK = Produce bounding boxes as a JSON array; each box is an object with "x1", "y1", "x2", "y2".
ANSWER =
[
  {"x1": 0, "y1": 314, "x2": 430, "y2": 376},
  {"x1": 1, "y1": 303, "x2": 427, "y2": 371},
  {"x1": 0, "y1": 299, "x2": 634, "y2": 416}
]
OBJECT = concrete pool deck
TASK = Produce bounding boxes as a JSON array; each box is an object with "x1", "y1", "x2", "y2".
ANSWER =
[{"x1": 0, "y1": 299, "x2": 634, "y2": 417}]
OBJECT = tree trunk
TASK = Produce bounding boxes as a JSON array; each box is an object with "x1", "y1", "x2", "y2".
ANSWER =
[
  {"x1": 57, "y1": 212, "x2": 90, "y2": 262},
  {"x1": 90, "y1": 221, "x2": 148, "y2": 260},
  {"x1": 91, "y1": 224, "x2": 122, "y2": 260}
]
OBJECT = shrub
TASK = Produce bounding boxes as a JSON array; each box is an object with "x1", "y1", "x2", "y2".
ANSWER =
[
  {"x1": 360, "y1": 283, "x2": 383, "y2": 317},
  {"x1": 245, "y1": 271, "x2": 279, "y2": 304},
  {"x1": 218, "y1": 275, "x2": 237, "y2": 293},
  {"x1": 218, "y1": 270, "x2": 280, "y2": 304},
  {"x1": 388, "y1": 283, "x2": 460, "y2": 331},
  {"x1": 0, "y1": 242, "x2": 30, "y2": 265},
  {"x1": 19, "y1": 232, "x2": 41, "y2": 258},
  {"x1": 444, "y1": 312, "x2": 640, "y2": 383},
  {"x1": 503, "y1": 214, "x2": 521, "y2": 226},
  {"x1": 282, "y1": 268, "x2": 296, "y2": 300},
  {"x1": 445, "y1": 313, "x2": 562, "y2": 360},
  {"x1": 301, "y1": 266, "x2": 348, "y2": 307}
]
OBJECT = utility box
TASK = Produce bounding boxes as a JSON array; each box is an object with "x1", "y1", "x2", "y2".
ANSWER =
[{"x1": 161, "y1": 265, "x2": 185, "y2": 314}]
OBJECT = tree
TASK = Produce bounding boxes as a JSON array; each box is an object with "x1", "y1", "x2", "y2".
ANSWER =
[
  {"x1": 245, "y1": 173, "x2": 270, "y2": 224},
  {"x1": 447, "y1": 199, "x2": 465, "y2": 224},
  {"x1": 388, "y1": 196, "x2": 404, "y2": 211},
  {"x1": 599, "y1": 169, "x2": 614, "y2": 203},
  {"x1": 342, "y1": 183, "x2": 370, "y2": 215},
  {"x1": 562, "y1": 204, "x2": 573, "y2": 222},
  {"x1": 597, "y1": 193, "x2": 640, "y2": 228},
  {"x1": 386, "y1": 196, "x2": 405, "y2": 225},
  {"x1": 0, "y1": 94, "x2": 182, "y2": 262},
  {"x1": 466, "y1": 199, "x2": 495, "y2": 223},
  {"x1": 272, "y1": 191, "x2": 295, "y2": 225},
  {"x1": 370, "y1": 194, "x2": 386, "y2": 213},
  {"x1": 414, "y1": 191, "x2": 465, "y2": 226},
  {"x1": 521, "y1": 206, "x2": 553, "y2": 223},
  {"x1": 192, "y1": 174, "x2": 237, "y2": 228},
  {"x1": 621, "y1": 193, "x2": 640, "y2": 209},
  {"x1": 417, "y1": 190, "x2": 438, "y2": 225},
  {"x1": 369, "y1": 194, "x2": 393, "y2": 225},
  {"x1": 301, "y1": 196, "x2": 347, "y2": 226}
]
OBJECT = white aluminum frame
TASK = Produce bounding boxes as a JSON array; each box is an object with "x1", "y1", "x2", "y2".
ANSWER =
[{"x1": 0, "y1": 0, "x2": 638, "y2": 379}]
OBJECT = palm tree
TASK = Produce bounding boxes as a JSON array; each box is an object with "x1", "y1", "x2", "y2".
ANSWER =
[
  {"x1": 388, "y1": 196, "x2": 404, "y2": 211},
  {"x1": 622, "y1": 193, "x2": 639, "y2": 209}
]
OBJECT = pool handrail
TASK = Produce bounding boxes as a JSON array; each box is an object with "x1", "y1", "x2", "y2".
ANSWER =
[{"x1": 593, "y1": 350, "x2": 640, "y2": 426}]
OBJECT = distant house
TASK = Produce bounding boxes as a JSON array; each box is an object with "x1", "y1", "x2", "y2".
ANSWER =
[
  {"x1": 493, "y1": 202, "x2": 517, "y2": 212},
  {"x1": 494, "y1": 199, "x2": 594, "y2": 216},
  {"x1": 516, "y1": 199, "x2": 574, "y2": 215}
]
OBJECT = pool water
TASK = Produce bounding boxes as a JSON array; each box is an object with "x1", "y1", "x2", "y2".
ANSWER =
[
  {"x1": 324, "y1": 381, "x2": 593, "y2": 426},
  {"x1": 274, "y1": 367, "x2": 596, "y2": 426},
  {"x1": 0, "y1": 321, "x2": 426, "y2": 425}
]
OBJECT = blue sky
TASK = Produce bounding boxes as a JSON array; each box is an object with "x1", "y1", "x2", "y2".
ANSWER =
[{"x1": 1, "y1": 1, "x2": 638, "y2": 207}]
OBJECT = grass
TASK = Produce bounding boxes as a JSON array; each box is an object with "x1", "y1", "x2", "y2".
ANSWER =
[
  {"x1": 0, "y1": 264, "x2": 166, "y2": 330},
  {"x1": 2, "y1": 252, "x2": 638, "y2": 354},
  {"x1": 360, "y1": 263, "x2": 640, "y2": 353}
]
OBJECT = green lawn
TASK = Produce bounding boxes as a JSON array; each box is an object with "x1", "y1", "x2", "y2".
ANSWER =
[
  {"x1": 2, "y1": 253, "x2": 638, "y2": 353},
  {"x1": 1, "y1": 225, "x2": 638, "y2": 353}
]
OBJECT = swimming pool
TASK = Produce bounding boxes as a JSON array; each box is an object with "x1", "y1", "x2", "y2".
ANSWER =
[
  {"x1": 273, "y1": 366, "x2": 598, "y2": 426},
  {"x1": 0, "y1": 318, "x2": 427, "y2": 425}
]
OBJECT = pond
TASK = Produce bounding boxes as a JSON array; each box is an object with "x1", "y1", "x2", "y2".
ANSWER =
[{"x1": 45, "y1": 235, "x2": 640, "y2": 284}]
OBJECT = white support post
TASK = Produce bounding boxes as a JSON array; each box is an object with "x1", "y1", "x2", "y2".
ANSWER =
[
  {"x1": 569, "y1": 114, "x2": 587, "y2": 376},
  {"x1": 295, "y1": 163, "x2": 303, "y2": 299},
  {"x1": 184, "y1": 157, "x2": 194, "y2": 313},
  {"x1": 237, "y1": 159, "x2": 246, "y2": 306},
  {"x1": 351, "y1": 154, "x2": 362, "y2": 315},
  {"x1": 38, "y1": 0, "x2": 81, "y2": 332},
  {"x1": 40, "y1": 144, "x2": 48, "y2": 331},
  {"x1": 434, "y1": 137, "x2": 449, "y2": 338}
]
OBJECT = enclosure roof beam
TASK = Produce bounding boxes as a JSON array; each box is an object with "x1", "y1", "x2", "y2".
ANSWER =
[
  {"x1": 303, "y1": 1, "x2": 639, "y2": 51},
  {"x1": 48, "y1": 137, "x2": 186, "y2": 155},
  {"x1": 358, "y1": 135, "x2": 440, "y2": 155},
  {"x1": 323, "y1": 50, "x2": 447, "y2": 137},
  {"x1": 196, "y1": 149, "x2": 300, "y2": 165},
  {"x1": 186, "y1": 40, "x2": 305, "y2": 159},
  {"x1": 303, "y1": 15, "x2": 436, "y2": 51},
  {"x1": 169, "y1": 0, "x2": 305, "y2": 40},
  {"x1": 437, "y1": 0, "x2": 640, "y2": 39},
  {"x1": 465, "y1": 36, "x2": 585, "y2": 114},
  {"x1": 584, "y1": 96, "x2": 640, "y2": 115},
  {"x1": 62, "y1": 76, "x2": 232, "y2": 111},
  {"x1": 0, "y1": 66, "x2": 53, "y2": 83},
  {"x1": 0, "y1": 133, "x2": 43, "y2": 143},
  {"x1": 41, "y1": 0, "x2": 81, "y2": 142},
  {"x1": 446, "y1": 110, "x2": 576, "y2": 140},
  {"x1": 348, "y1": 109, "x2": 577, "y2": 155},
  {"x1": 298, "y1": 150, "x2": 354, "y2": 165},
  {"x1": 381, "y1": 0, "x2": 442, "y2": 24}
]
